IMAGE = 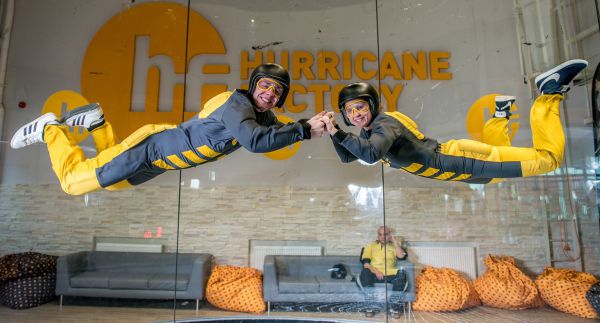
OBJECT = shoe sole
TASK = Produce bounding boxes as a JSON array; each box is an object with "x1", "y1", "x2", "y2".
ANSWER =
[
  {"x1": 10, "y1": 113, "x2": 57, "y2": 149},
  {"x1": 60, "y1": 102, "x2": 101, "y2": 123},
  {"x1": 534, "y1": 59, "x2": 588, "y2": 86},
  {"x1": 495, "y1": 96, "x2": 516, "y2": 102}
]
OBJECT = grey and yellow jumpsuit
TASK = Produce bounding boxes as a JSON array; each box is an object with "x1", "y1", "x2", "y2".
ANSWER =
[
  {"x1": 43, "y1": 90, "x2": 311, "y2": 195},
  {"x1": 330, "y1": 94, "x2": 564, "y2": 184}
]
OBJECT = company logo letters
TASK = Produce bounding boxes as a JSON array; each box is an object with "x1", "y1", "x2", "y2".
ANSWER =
[{"x1": 45, "y1": 2, "x2": 463, "y2": 160}]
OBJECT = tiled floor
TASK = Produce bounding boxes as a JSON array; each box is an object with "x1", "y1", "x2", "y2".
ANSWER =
[{"x1": 0, "y1": 302, "x2": 596, "y2": 323}]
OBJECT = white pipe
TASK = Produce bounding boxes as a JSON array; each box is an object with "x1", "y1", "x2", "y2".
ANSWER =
[
  {"x1": 0, "y1": 0, "x2": 15, "y2": 144},
  {"x1": 534, "y1": 0, "x2": 549, "y2": 67},
  {"x1": 513, "y1": 0, "x2": 526, "y2": 81},
  {"x1": 569, "y1": 25, "x2": 599, "y2": 44}
]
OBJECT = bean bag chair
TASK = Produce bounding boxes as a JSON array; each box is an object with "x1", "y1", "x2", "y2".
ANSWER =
[
  {"x1": 474, "y1": 255, "x2": 543, "y2": 310},
  {"x1": 0, "y1": 252, "x2": 58, "y2": 309},
  {"x1": 535, "y1": 267, "x2": 598, "y2": 319},
  {"x1": 206, "y1": 265, "x2": 265, "y2": 314},
  {"x1": 413, "y1": 266, "x2": 480, "y2": 312},
  {"x1": 587, "y1": 282, "x2": 600, "y2": 317}
]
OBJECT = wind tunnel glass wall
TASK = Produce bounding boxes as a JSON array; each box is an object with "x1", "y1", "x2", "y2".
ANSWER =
[
  {"x1": 176, "y1": 0, "x2": 386, "y2": 320},
  {"x1": 1, "y1": 0, "x2": 600, "y2": 322},
  {"x1": 377, "y1": 0, "x2": 600, "y2": 294},
  {"x1": 0, "y1": 0, "x2": 186, "y2": 320}
]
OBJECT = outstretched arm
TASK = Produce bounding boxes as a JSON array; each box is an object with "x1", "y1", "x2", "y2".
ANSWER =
[
  {"x1": 306, "y1": 111, "x2": 327, "y2": 138},
  {"x1": 325, "y1": 114, "x2": 401, "y2": 164},
  {"x1": 323, "y1": 113, "x2": 358, "y2": 163},
  {"x1": 222, "y1": 105, "x2": 322, "y2": 153}
]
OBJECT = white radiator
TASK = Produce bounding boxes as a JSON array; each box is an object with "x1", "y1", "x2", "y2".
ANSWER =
[
  {"x1": 250, "y1": 245, "x2": 323, "y2": 271},
  {"x1": 95, "y1": 242, "x2": 163, "y2": 253},
  {"x1": 408, "y1": 245, "x2": 477, "y2": 280}
]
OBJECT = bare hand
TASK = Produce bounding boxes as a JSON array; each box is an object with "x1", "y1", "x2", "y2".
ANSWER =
[
  {"x1": 323, "y1": 116, "x2": 337, "y2": 135},
  {"x1": 307, "y1": 111, "x2": 326, "y2": 138},
  {"x1": 320, "y1": 111, "x2": 337, "y2": 134},
  {"x1": 374, "y1": 269, "x2": 384, "y2": 280},
  {"x1": 308, "y1": 111, "x2": 327, "y2": 123}
]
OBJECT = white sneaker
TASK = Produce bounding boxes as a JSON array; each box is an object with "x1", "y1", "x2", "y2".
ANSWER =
[
  {"x1": 494, "y1": 95, "x2": 516, "y2": 119},
  {"x1": 61, "y1": 102, "x2": 105, "y2": 131},
  {"x1": 10, "y1": 113, "x2": 59, "y2": 149}
]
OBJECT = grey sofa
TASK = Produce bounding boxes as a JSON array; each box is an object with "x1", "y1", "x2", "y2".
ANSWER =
[
  {"x1": 56, "y1": 251, "x2": 213, "y2": 310},
  {"x1": 263, "y1": 255, "x2": 415, "y2": 313}
]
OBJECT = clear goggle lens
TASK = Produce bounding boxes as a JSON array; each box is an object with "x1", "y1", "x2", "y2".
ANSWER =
[
  {"x1": 344, "y1": 100, "x2": 370, "y2": 118},
  {"x1": 256, "y1": 78, "x2": 284, "y2": 97}
]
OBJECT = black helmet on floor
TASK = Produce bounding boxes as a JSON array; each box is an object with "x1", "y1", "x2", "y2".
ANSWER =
[
  {"x1": 338, "y1": 82, "x2": 380, "y2": 126},
  {"x1": 328, "y1": 263, "x2": 347, "y2": 279},
  {"x1": 248, "y1": 63, "x2": 290, "y2": 108}
]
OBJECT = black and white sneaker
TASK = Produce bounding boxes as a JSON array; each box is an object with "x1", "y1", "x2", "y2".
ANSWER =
[
  {"x1": 494, "y1": 95, "x2": 515, "y2": 119},
  {"x1": 10, "y1": 113, "x2": 59, "y2": 149},
  {"x1": 535, "y1": 59, "x2": 588, "y2": 94},
  {"x1": 61, "y1": 102, "x2": 105, "y2": 132}
]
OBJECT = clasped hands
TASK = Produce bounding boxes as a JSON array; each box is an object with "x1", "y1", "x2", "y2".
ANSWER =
[{"x1": 306, "y1": 111, "x2": 339, "y2": 138}]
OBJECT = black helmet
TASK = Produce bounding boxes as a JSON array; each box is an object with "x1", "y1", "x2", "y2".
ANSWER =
[
  {"x1": 338, "y1": 82, "x2": 380, "y2": 126},
  {"x1": 328, "y1": 263, "x2": 347, "y2": 279},
  {"x1": 248, "y1": 63, "x2": 290, "y2": 108}
]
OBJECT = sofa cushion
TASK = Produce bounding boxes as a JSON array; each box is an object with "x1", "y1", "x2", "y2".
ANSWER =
[
  {"x1": 88, "y1": 252, "x2": 178, "y2": 274},
  {"x1": 148, "y1": 274, "x2": 189, "y2": 291},
  {"x1": 279, "y1": 276, "x2": 319, "y2": 293},
  {"x1": 108, "y1": 273, "x2": 152, "y2": 290},
  {"x1": 275, "y1": 256, "x2": 362, "y2": 278},
  {"x1": 316, "y1": 277, "x2": 359, "y2": 293},
  {"x1": 70, "y1": 272, "x2": 111, "y2": 288}
]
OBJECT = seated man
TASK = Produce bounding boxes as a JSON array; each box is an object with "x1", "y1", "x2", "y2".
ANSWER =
[
  {"x1": 358, "y1": 225, "x2": 408, "y2": 292},
  {"x1": 359, "y1": 225, "x2": 408, "y2": 319}
]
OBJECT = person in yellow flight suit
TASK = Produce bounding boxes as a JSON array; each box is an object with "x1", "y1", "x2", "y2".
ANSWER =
[
  {"x1": 323, "y1": 59, "x2": 588, "y2": 184},
  {"x1": 11, "y1": 63, "x2": 327, "y2": 195}
]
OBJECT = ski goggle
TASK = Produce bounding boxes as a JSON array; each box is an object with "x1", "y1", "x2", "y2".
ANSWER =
[
  {"x1": 344, "y1": 99, "x2": 370, "y2": 118},
  {"x1": 256, "y1": 78, "x2": 284, "y2": 97}
]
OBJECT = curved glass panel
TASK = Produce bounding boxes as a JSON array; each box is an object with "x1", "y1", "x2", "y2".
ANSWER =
[
  {"x1": 378, "y1": 0, "x2": 600, "y2": 321},
  {"x1": 1, "y1": 0, "x2": 599, "y2": 322},
  {"x1": 0, "y1": 0, "x2": 186, "y2": 320},
  {"x1": 177, "y1": 0, "x2": 385, "y2": 320}
]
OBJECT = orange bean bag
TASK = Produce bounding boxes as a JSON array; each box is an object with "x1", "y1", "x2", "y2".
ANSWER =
[
  {"x1": 413, "y1": 266, "x2": 480, "y2": 312},
  {"x1": 474, "y1": 255, "x2": 543, "y2": 310},
  {"x1": 205, "y1": 265, "x2": 265, "y2": 314},
  {"x1": 535, "y1": 267, "x2": 598, "y2": 319}
]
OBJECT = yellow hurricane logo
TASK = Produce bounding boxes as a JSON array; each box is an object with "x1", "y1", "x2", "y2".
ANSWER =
[
  {"x1": 263, "y1": 115, "x2": 302, "y2": 160},
  {"x1": 44, "y1": 2, "x2": 310, "y2": 160},
  {"x1": 80, "y1": 2, "x2": 226, "y2": 140},
  {"x1": 42, "y1": 91, "x2": 90, "y2": 143}
]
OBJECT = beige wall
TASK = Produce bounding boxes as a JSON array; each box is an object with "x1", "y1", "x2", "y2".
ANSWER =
[{"x1": 1, "y1": 177, "x2": 598, "y2": 277}]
